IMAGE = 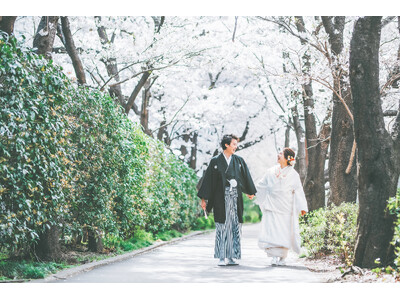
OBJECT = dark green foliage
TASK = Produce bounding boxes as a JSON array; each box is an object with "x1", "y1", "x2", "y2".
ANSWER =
[
  {"x1": 243, "y1": 194, "x2": 261, "y2": 223},
  {"x1": 141, "y1": 141, "x2": 199, "y2": 234},
  {"x1": 387, "y1": 189, "x2": 400, "y2": 269},
  {"x1": 0, "y1": 32, "x2": 199, "y2": 258},
  {"x1": 191, "y1": 194, "x2": 261, "y2": 230},
  {"x1": 1, "y1": 32, "x2": 74, "y2": 251},
  {"x1": 193, "y1": 214, "x2": 215, "y2": 230},
  {"x1": 300, "y1": 202, "x2": 358, "y2": 266}
]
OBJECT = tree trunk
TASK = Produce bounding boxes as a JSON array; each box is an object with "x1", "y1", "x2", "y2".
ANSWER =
[
  {"x1": 328, "y1": 81, "x2": 357, "y2": 206},
  {"x1": 88, "y1": 229, "x2": 104, "y2": 253},
  {"x1": 388, "y1": 17, "x2": 400, "y2": 89},
  {"x1": 0, "y1": 16, "x2": 17, "y2": 36},
  {"x1": 295, "y1": 16, "x2": 329, "y2": 211},
  {"x1": 282, "y1": 50, "x2": 307, "y2": 183},
  {"x1": 140, "y1": 77, "x2": 152, "y2": 136},
  {"x1": 189, "y1": 131, "x2": 198, "y2": 170},
  {"x1": 350, "y1": 16, "x2": 400, "y2": 268},
  {"x1": 303, "y1": 107, "x2": 331, "y2": 211},
  {"x1": 291, "y1": 106, "x2": 306, "y2": 184},
  {"x1": 284, "y1": 124, "x2": 290, "y2": 148},
  {"x1": 125, "y1": 70, "x2": 152, "y2": 114},
  {"x1": 33, "y1": 16, "x2": 59, "y2": 59},
  {"x1": 179, "y1": 131, "x2": 198, "y2": 168},
  {"x1": 60, "y1": 17, "x2": 86, "y2": 85},
  {"x1": 35, "y1": 225, "x2": 62, "y2": 261},
  {"x1": 322, "y1": 16, "x2": 358, "y2": 206},
  {"x1": 95, "y1": 16, "x2": 125, "y2": 106},
  {"x1": 157, "y1": 120, "x2": 171, "y2": 146}
]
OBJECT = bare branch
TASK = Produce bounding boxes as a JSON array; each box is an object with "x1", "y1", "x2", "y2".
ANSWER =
[
  {"x1": 150, "y1": 97, "x2": 191, "y2": 135},
  {"x1": 310, "y1": 75, "x2": 353, "y2": 121},
  {"x1": 232, "y1": 16, "x2": 238, "y2": 42},
  {"x1": 236, "y1": 135, "x2": 265, "y2": 151},
  {"x1": 380, "y1": 73, "x2": 400, "y2": 95},
  {"x1": 345, "y1": 140, "x2": 357, "y2": 174},
  {"x1": 384, "y1": 110, "x2": 399, "y2": 117}
]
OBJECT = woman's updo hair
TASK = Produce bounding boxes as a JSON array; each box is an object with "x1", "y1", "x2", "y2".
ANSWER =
[{"x1": 283, "y1": 147, "x2": 296, "y2": 166}]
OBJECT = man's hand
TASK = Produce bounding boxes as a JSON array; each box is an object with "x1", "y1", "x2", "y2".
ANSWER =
[
  {"x1": 247, "y1": 194, "x2": 254, "y2": 200},
  {"x1": 201, "y1": 199, "x2": 207, "y2": 210},
  {"x1": 301, "y1": 210, "x2": 307, "y2": 216}
]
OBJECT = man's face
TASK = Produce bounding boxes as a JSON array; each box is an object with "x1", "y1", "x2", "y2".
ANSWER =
[{"x1": 225, "y1": 139, "x2": 238, "y2": 155}]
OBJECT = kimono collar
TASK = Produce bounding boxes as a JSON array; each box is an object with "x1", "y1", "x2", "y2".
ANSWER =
[
  {"x1": 222, "y1": 152, "x2": 232, "y2": 166},
  {"x1": 274, "y1": 165, "x2": 293, "y2": 179}
]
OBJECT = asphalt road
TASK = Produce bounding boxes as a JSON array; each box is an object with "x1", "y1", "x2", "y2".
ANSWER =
[{"x1": 41, "y1": 223, "x2": 321, "y2": 283}]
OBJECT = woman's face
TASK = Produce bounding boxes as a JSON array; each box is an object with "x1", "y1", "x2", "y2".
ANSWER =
[{"x1": 277, "y1": 151, "x2": 288, "y2": 165}]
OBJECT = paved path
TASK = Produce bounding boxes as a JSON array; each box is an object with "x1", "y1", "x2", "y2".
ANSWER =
[{"x1": 42, "y1": 223, "x2": 321, "y2": 283}]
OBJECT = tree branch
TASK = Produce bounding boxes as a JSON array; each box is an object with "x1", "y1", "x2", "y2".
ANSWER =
[
  {"x1": 124, "y1": 70, "x2": 152, "y2": 114},
  {"x1": 60, "y1": 17, "x2": 86, "y2": 85},
  {"x1": 109, "y1": 61, "x2": 180, "y2": 89},
  {"x1": 232, "y1": 16, "x2": 238, "y2": 42},
  {"x1": 236, "y1": 135, "x2": 265, "y2": 151},
  {"x1": 151, "y1": 96, "x2": 191, "y2": 135}
]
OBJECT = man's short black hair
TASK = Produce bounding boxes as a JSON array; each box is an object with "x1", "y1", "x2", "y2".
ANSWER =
[{"x1": 220, "y1": 134, "x2": 239, "y2": 150}]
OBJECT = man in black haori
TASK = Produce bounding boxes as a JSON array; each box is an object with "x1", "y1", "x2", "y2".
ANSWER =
[{"x1": 198, "y1": 134, "x2": 256, "y2": 266}]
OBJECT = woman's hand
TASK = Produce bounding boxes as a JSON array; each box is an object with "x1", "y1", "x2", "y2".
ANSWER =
[
  {"x1": 247, "y1": 194, "x2": 254, "y2": 200},
  {"x1": 201, "y1": 199, "x2": 207, "y2": 210},
  {"x1": 301, "y1": 210, "x2": 306, "y2": 216}
]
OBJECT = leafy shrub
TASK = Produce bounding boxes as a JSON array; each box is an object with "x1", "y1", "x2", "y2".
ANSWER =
[
  {"x1": 0, "y1": 32, "x2": 199, "y2": 257},
  {"x1": 299, "y1": 208, "x2": 327, "y2": 256},
  {"x1": 0, "y1": 32, "x2": 75, "y2": 251},
  {"x1": 193, "y1": 214, "x2": 215, "y2": 230},
  {"x1": 63, "y1": 86, "x2": 150, "y2": 240},
  {"x1": 300, "y1": 202, "x2": 358, "y2": 266},
  {"x1": 387, "y1": 189, "x2": 400, "y2": 269},
  {"x1": 243, "y1": 194, "x2": 262, "y2": 223},
  {"x1": 141, "y1": 140, "x2": 198, "y2": 234}
]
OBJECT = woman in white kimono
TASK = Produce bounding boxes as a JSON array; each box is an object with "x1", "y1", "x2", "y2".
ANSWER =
[{"x1": 254, "y1": 148, "x2": 308, "y2": 266}]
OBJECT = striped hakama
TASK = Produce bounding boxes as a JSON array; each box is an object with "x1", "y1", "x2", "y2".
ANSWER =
[{"x1": 214, "y1": 186, "x2": 242, "y2": 260}]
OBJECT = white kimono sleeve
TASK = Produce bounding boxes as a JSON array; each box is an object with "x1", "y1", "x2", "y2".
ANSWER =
[
  {"x1": 253, "y1": 172, "x2": 270, "y2": 211},
  {"x1": 293, "y1": 173, "x2": 308, "y2": 214}
]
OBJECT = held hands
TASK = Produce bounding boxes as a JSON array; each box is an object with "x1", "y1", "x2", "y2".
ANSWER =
[
  {"x1": 301, "y1": 210, "x2": 307, "y2": 216},
  {"x1": 247, "y1": 194, "x2": 255, "y2": 200}
]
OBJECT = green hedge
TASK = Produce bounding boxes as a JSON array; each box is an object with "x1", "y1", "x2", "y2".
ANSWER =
[
  {"x1": 0, "y1": 32, "x2": 199, "y2": 255},
  {"x1": 300, "y1": 202, "x2": 358, "y2": 266}
]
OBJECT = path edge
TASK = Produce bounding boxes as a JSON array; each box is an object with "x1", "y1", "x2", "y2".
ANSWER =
[{"x1": 29, "y1": 230, "x2": 211, "y2": 283}]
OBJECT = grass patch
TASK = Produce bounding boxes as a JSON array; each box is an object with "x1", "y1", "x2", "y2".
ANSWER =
[
  {"x1": 0, "y1": 260, "x2": 68, "y2": 280},
  {"x1": 103, "y1": 228, "x2": 188, "y2": 253},
  {"x1": 155, "y1": 230, "x2": 183, "y2": 241},
  {"x1": 193, "y1": 214, "x2": 215, "y2": 230}
]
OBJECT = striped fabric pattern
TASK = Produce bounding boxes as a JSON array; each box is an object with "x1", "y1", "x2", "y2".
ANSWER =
[{"x1": 214, "y1": 186, "x2": 242, "y2": 259}]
